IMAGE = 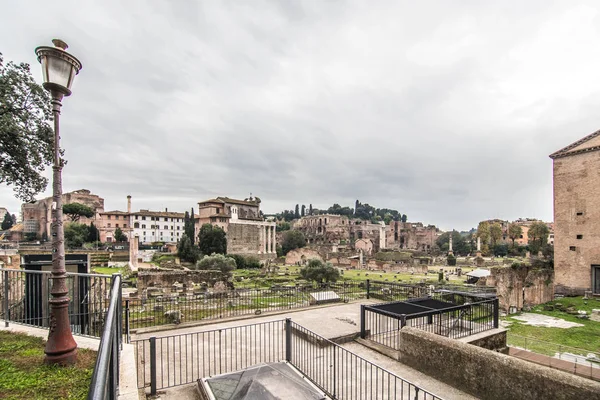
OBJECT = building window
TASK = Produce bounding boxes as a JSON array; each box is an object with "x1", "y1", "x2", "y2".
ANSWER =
[
  {"x1": 135, "y1": 216, "x2": 138, "y2": 220},
  {"x1": 116, "y1": 224, "x2": 119, "y2": 228},
  {"x1": 143, "y1": 231, "x2": 146, "y2": 235},
  {"x1": 177, "y1": 226, "x2": 180, "y2": 230},
  {"x1": 164, "y1": 225, "x2": 168, "y2": 230},
  {"x1": 107, "y1": 223, "x2": 111, "y2": 228},
  {"x1": 177, "y1": 232, "x2": 180, "y2": 236},
  {"x1": 570, "y1": 246, "x2": 576, "y2": 251},
  {"x1": 134, "y1": 223, "x2": 139, "y2": 228},
  {"x1": 576, "y1": 212, "x2": 583, "y2": 216},
  {"x1": 142, "y1": 224, "x2": 146, "y2": 229},
  {"x1": 107, "y1": 215, "x2": 111, "y2": 219},
  {"x1": 142, "y1": 216, "x2": 146, "y2": 220},
  {"x1": 577, "y1": 235, "x2": 583, "y2": 239},
  {"x1": 124, "y1": 224, "x2": 127, "y2": 228}
]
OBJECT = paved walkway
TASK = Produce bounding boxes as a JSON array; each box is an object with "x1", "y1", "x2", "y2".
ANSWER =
[
  {"x1": 509, "y1": 347, "x2": 600, "y2": 381},
  {"x1": 132, "y1": 302, "x2": 477, "y2": 400}
]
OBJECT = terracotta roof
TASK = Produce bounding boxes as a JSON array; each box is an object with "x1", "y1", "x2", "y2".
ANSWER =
[
  {"x1": 549, "y1": 128, "x2": 600, "y2": 159},
  {"x1": 198, "y1": 198, "x2": 226, "y2": 205},
  {"x1": 100, "y1": 210, "x2": 130, "y2": 215},
  {"x1": 198, "y1": 197, "x2": 260, "y2": 207}
]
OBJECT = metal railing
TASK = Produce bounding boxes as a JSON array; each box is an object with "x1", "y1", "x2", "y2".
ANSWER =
[
  {"x1": 1, "y1": 268, "x2": 114, "y2": 337},
  {"x1": 288, "y1": 320, "x2": 443, "y2": 399},
  {"x1": 367, "y1": 280, "x2": 428, "y2": 301},
  {"x1": 128, "y1": 281, "x2": 368, "y2": 329},
  {"x1": 361, "y1": 295, "x2": 499, "y2": 350},
  {"x1": 133, "y1": 318, "x2": 444, "y2": 399},
  {"x1": 133, "y1": 320, "x2": 286, "y2": 392},
  {"x1": 508, "y1": 334, "x2": 600, "y2": 381},
  {"x1": 88, "y1": 274, "x2": 123, "y2": 400}
]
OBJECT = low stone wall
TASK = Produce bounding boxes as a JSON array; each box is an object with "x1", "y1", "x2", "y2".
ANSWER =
[
  {"x1": 137, "y1": 269, "x2": 226, "y2": 293},
  {"x1": 285, "y1": 248, "x2": 324, "y2": 265},
  {"x1": 397, "y1": 327, "x2": 600, "y2": 400},
  {"x1": 366, "y1": 260, "x2": 428, "y2": 273},
  {"x1": 485, "y1": 265, "x2": 554, "y2": 312}
]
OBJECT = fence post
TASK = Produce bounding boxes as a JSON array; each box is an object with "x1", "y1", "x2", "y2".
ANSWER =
[
  {"x1": 366, "y1": 279, "x2": 370, "y2": 299},
  {"x1": 285, "y1": 318, "x2": 292, "y2": 362},
  {"x1": 493, "y1": 298, "x2": 499, "y2": 329},
  {"x1": 3, "y1": 270, "x2": 9, "y2": 327},
  {"x1": 149, "y1": 337, "x2": 157, "y2": 396},
  {"x1": 332, "y1": 345, "x2": 337, "y2": 399},
  {"x1": 125, "y1": 300, "x2": 130, "y2": 344},
  {"x1": 360, "y1": 305, "x2": 366, "y2": 339}
]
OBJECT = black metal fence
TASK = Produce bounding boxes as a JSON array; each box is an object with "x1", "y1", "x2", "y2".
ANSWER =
[
  {"x1": 361, "y1": 294, "x2": 499, "y2": 350},
  {"x1": 288, "y1": 320, "x2": 443, "y2": 400},
  {"x1": 133, "y1": 320, "x2": 286, "y2": 392},
  {"x1": 88, "y1": 274, "x2": 123, "y2": 400},
  {"x1": 128, "y1": 281, "x2": 370, "y2": 329},
  {"x1": 1, "y1": 268, "x2": 114, "y2": 337},
  {"x1": 133, "y1": 318, "x2": 444, "y2": 399},
  {"x1": 368, "y1": 280, "x2": 429, "y2": 301}
]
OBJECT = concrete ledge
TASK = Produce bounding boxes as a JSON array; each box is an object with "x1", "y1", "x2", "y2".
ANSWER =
[
  {"x1": 355, "y1": 337, "x2": 400, "y2": 360},
  {"x1": 457, "y1": 328, "x2": 508, "y2": 352},
  {"x1": 397, "y1": 327, "x2": 600, "y2": 400},
  {"x1": 0, "y1": 320, "x2": 99, "y2": 350},
  {"x1": 118, "y1": 343, "x2": 140, "y2": 400}
]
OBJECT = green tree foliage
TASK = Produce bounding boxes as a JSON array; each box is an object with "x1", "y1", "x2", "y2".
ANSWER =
[
  {"x1": 401, "y1": 214, "x2": 407, "y2": 223},
  {"x1": 184, "y1": 209, "x2": 195, "y2": 244},
  {"x1": 508, "y1": 223, "x2": 523, "y2": 247},
  {"x1": 276, "y1": 221, "x2": 291, "y2": 232},
  {"x1": 64, "y1": 223, "x2": 89, "y2": 248},
  {"x1": 528, "y1": 221, "x2": 550, "y2": 254},
  {"x1": 62, "y1": 203, "x2": 94, "y2": 222},
  {"x1": 87, "y1": 222, "x2": 99, "y2": 243},
  {"x1": 198, "y1": 223, "x2": 227, "y2": 255},
  {"x1": 1, "y1": 212, "x2": 14, "y2": 230},
  {"x1": 229, "y1": 254, "x2": 261, "y2": 269},
  {"x1": 327, "y1": 203, "x2": 355, "y2": 217},
  {"x1": 301, "y1": 204, "x2": 305, "y2": 217},
  {"x1": 281, "y1": 230, "x2": 306, "y2": 255},
  {"x1": 177, "y1": 234, "x2": 199, "y2": 263},
  {"x1": 300, "y1": 259, "x2": 340, "y2": 283},
  {"x1": 446, "y1": 254, "x2": 457, "y2": 266},
  {"x1": 195, "y1": 253, "x2": 236, "y2": 277},
  {"x1": 493, "y1": 243, "x2": 509, "y2": 257},
  {"x1": 477, "y1": 221, "x2": 490, "y2": 245},
  {"x1": 294, "y1": 204, "x2": 300, "y2": 219},
  {"x1": 489, "y1": 223, "x2": 503, "y2": 247},
  {"x1": 0, "y1": 53, "x2": 55, "y2": 202},
  {"x1": 309, "y1": 204, "x2": 313, "y2": 215},
  {"x1": 435, "y1": 231, "x2": 471, "y2": 256},
  {"x1": 114, "y1": 227, "x2": 127, "y2": 242}
]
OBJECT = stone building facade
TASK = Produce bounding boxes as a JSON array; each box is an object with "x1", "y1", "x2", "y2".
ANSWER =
[
  {"x1": 294, "y1": 214, "x2": 386, "y2": 252},
  {"x1": 385, "y1": 221, "x2": 439, "y2": 252},
  {"x1": 195, "y1": 196, "x2": 276, "y2": 258},
  {"x1": 550, "y1": 129, "x2": 600, "y2": 295},
  {"x1": 21, "y1": 189, "x2": 104, "y2": 240}
]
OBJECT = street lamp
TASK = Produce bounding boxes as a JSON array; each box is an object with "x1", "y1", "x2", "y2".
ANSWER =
[{"x1": 35, "y1": 39, "x2": 82, "y2": 365}]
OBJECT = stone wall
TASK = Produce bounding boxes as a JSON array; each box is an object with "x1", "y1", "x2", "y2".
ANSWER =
[
  {"x1": 137, "y1": 269, "x2": 226, "y2": 293},
  {"x1": 484, "y1": 264, "x2": 554, "y2": 312},
  {"x1": 285, "y1": 248, "x2": 323, "y2": 265},
  {"x1": 227, "y1": 223, "x2": 260, "y2": 255},
  {"x1": 366, "y1": 260, "x2": 428, "y2": 273},
  {"x1": 397, "y1": 327, "x2": 600, "y2": 400}
]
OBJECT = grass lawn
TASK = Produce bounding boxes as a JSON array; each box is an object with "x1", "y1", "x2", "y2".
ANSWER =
[
  {"x1": 504, "y1": 296, "x2": 600, "y2": 355},
  {"x1": 91, "y1": 266, "x2": 124, "y2": 275},
  {"x1": 0, "y1": 331, "x2": 96, "y2": 400}
]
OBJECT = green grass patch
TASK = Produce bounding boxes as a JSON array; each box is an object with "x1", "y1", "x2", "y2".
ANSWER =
[
  {"x1": 0, "y1": 331, "x2": 96, "y2": 400},
  {"x1": 504, "y1": 297, "x2": 600, "y2": 355},
  {"x1": 91, "y1": 266, "x2": 124, "y2": 275}
]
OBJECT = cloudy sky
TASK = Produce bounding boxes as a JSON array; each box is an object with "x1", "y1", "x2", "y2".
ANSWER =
[{"x1": 2, "y1": 1, "x2": 600, "y2": 231}]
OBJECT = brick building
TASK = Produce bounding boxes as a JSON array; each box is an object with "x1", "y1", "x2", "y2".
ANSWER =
[
  {"x1": 550, "y1": 129, "x2": 600, "y2": 295},
  {"x1": 21, "y1": 189, "x2": 104, "y2": 240}
]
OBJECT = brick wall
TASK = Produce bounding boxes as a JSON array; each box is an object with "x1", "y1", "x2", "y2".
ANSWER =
[{"x1": 553, "y1": 148, "x2": 600, "y2": 294}]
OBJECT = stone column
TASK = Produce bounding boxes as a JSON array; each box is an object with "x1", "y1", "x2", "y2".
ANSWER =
[
  {"x1": 262, "y1": 226, "x2": 267, "y2": 254},
  {"x1": 448, "y1": 233, "x2": 454, "y2": 255},
  {"x1": 267, "y1": 225, "x2": 272, "y2": 253},
  {"x1": 271, "y1": 226, "x2": 276, "y2": 253},
  {"x1": 258, "y1": 225, "x2": 264, "y2": 254}
]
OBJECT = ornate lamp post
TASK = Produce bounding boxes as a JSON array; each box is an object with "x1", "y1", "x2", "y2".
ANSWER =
[{"x1": 35, "y1": 39, "x2": 82, "y2": 365}]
